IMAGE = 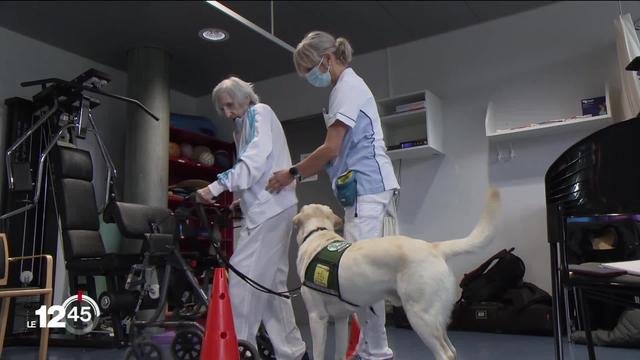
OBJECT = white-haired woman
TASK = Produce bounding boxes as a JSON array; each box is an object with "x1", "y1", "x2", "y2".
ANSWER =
[
  {"x1": 197, "y1": 77, "x2": 308, "y2": 360},
  {"x1": 267, "y1": 32, "x2": 398, "y2": 360}
]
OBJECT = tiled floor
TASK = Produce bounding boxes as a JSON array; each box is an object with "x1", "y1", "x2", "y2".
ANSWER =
[{"x1": 3, "y1": 326, "x2": 640, "y2": 359}]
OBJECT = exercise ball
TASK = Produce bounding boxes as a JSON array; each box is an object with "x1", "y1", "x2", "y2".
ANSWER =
[
  {"x1": 198, "y1": 150, "x2": 215, "y2": 167},
  {"x1": 180, "y1": 143, "x2": 194, "y2": 159},
  {"x1": 193, "y1": 145, "x2": 211, "y2": 162},
  {"x1": 214, "y1": 150, "x2": 232, "y2": 169},
  {"x1": 169, "y1": 142, "x2": 181, "y2": 158}
]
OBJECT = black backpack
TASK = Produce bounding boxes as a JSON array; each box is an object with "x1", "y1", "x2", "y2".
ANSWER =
[
  {"x1": 390, "y1": 248, "x2": 527, "y2": 330},
  {"x1": 459, "y1": 247, "x2": 526, "y2": 303},
  {"x1": 450, "y1": 248, "x2": 554, "y2": 336}
]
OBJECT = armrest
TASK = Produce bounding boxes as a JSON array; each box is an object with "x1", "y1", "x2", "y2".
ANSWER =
[
  {"x1": 144, "y1": 234, "x2": 175, "y2": 256},
  {"x1": 8, "y1": 254, "x2": 53, "y2": 262},
  {"x1": 104, "y1": 201, "x2": 175, "y2": 238},
  {"x1": 8, "y1": 255, "x2": 53, "y2": 289}
]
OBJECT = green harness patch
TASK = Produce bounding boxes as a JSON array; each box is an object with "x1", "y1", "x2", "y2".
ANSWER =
[{"x1": 303, "y1": 240, "x2": 352, "y2": 299}]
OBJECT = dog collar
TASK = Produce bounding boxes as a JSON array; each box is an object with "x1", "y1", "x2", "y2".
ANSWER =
[{"x1": 302, "y1": 227, "x2": 328, "y2": 244}]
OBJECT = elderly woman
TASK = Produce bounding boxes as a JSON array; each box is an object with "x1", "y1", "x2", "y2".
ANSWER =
[
  {"x1": 197, "y1": 77, "x2": 307, "y2": 360},
  {"x1": 267, "y1": 31, "x2": 399, "y2": 360}
]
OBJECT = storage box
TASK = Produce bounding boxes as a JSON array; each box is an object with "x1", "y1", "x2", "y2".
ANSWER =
[
  {"x1": 395, "y1": 101, "x2": 425, "y2": 114},
  {"x1": 387, "y1": 139, "x2": 427, "y2": 151},
  {"x1": 581, "y1": 96, "x2": 607, "y2": 116}
]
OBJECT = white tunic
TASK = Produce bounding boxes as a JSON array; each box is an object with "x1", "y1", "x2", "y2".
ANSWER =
[{"x1": 208, "y1": 103, "x2": 297, "y2": 229}]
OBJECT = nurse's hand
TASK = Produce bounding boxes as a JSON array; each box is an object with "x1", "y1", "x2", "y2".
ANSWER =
[
  {"x1": 229, "y1": 199, "x2": 240, "y2": 210},
  {"x1": 267, "y1": 170, "x2": 293, "y2": 193},
  {"x1": 228, "y1": 199, "x2": 242, "y2": 219},
  {"x1": 196, "y1": 186, "x2": 216, "y2": 205}
]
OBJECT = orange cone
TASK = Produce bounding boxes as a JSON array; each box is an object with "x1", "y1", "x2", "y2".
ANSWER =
[
  {"x1": 346, "y1": 314, "x2": 360, "y2": 359},
  {"x1": 200, "y1": 268, "x2": 239, "y2": 360}
]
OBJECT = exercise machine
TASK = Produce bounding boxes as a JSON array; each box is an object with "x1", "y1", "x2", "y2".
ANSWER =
[{"x1": 1, "y1": 69, "x2": 158, "y2": 347}]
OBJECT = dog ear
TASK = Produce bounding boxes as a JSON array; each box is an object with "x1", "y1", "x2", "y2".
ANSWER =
[
  {"x1": 332, "y1": 213, "x2": 343, "y2": 230},
  {"x1": 293, "y1": 211, "x2": 305, "y2": 227},
  {"x1": 293, "y1": 213, "x2": 303, "y2": 227}
]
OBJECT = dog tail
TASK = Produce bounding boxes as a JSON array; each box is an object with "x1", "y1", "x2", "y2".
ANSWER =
[{"x1": 433, "y1": 187, "x2": 501, "y2": 259}]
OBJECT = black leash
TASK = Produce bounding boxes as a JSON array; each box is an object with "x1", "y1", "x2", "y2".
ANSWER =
[
  {"x1": 302, "y1": 227, "x2": 327, "y2": 243},
  {"x1": 159, "y1": 193, "x2": 303, "y2": 300},
  {"x1": 226, "y1": 261, "x2": 301, "y2": 299}
]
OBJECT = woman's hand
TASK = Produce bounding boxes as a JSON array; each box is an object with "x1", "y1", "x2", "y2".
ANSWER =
[
  {"x1": 266, "y1": 170, "x2": 293, "y2": 194},
  {"x1": 196, "y1": 186, "x2": 216, "y2": 205}
]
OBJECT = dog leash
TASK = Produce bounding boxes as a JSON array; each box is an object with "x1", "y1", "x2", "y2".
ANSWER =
[
  {"x1": 222, "y1": 227, "x2": 335, "y2": 299},
  {"x1": 226, "y1": 262, "x2": 302, "y2": 299},
  {"x1": 234, "y1": 227, "x2": 330, "y2": 299},
  {"x1": 228, "y1": 226, "x2": 376, "y2": 313},
  {"x1": 161, "y1": 194, "x2": 304, "y2": 300}
]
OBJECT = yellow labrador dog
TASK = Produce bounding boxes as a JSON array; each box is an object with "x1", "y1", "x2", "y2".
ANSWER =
[{"x1": 293, "y1": 188, "x2": 500, "y2": 360}]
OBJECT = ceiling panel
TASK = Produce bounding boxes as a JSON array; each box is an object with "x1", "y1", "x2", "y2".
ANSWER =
[
  {"x1": 465, "y1": 1, "x2": 554, "y2": 21},
  {"x1": 378, "y1": 1, "x2": 477, "y2": 46},
  {"x1": 0, "y1": 1, "x2": 553, "y2": 97}
]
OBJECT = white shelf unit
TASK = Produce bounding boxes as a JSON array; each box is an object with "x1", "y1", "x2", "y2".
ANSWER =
[
  {"x1": 485, "y1": 85, "x2": 613, "y2": 142},
  {"x1": 378, "y1": 89, "x2": 444, "y2": 160}
]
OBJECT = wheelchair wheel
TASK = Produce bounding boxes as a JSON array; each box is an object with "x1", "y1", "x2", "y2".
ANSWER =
[
  {"x1": 124, "y1": 341, "x2": 163, "y2": 360},
  {"x1": 256, "y1": 324, "x2": 276, "y2": 360},
  {"x1": 238, "y1": 339, "x2": 259, "y2": 360},
  {"x1": 176, "y1": 303, "x2": 207, "y2": 320},
  {"x1": 171, "y1": 329, "x2": 203, "y2": 360}
]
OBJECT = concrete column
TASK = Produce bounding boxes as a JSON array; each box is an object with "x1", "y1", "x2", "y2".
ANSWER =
[{"x1": 124, "y1": 47, "x2": 170, "y2": 207}]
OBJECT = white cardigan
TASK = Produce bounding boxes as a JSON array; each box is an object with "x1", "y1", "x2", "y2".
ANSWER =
[{"x1": 208, "y1": 103, "x2": 297, "y2": 229}]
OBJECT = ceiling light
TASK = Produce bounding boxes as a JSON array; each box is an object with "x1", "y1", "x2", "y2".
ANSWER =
[{"x1": 199, "y1": 28, "x2": 229, "y2": 42}]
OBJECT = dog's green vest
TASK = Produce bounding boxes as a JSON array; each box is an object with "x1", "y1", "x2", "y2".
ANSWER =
[{"x1": 303, "y1": 240, "x2": 354, "y2": 304}]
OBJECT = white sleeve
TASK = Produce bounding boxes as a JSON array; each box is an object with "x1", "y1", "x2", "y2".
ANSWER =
[
  {"x1": 326, "y1": 83, "x2": 364, "y2": 128},
  {"x1": 209, "y1": 105, "x2": 273, "y2": 196}
]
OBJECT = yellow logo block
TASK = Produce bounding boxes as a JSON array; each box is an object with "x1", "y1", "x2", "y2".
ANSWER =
[{"x1": 313, "y1": 264, "x2": 330, "y2": 288}]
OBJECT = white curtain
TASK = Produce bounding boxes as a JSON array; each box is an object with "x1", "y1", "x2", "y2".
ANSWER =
[{"x1": 614, "y1": 13, "x2": 640, "y2": 119}]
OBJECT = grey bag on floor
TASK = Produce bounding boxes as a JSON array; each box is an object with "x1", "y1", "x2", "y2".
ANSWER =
[{"x1": 571, "y1": 309, "x2": 640, "y2": 347}]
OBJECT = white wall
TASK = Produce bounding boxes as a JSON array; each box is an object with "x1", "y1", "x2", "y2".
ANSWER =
[
  {"x1": 171, "y1": 89, "x2": 199, "y2": 116},
  {"x1": 245, "y1": 1, "x2": 640, "y2": 293}
]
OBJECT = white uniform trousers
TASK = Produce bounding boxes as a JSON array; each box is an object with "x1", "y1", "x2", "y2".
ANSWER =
[
  {"x1": 228, "y1": 205, "x2": 306, "y2": 360},
  {"x1": 344, "y1": 190, "x2": 395, "y2": 360}
]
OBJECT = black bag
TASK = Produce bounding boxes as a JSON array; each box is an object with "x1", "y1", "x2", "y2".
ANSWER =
[
  {"x1": 450, "y1": 282, "x2": 554, "y2": 336},
  {"x1": 503, "y1": 282, "x2": 552, "y2": 312},
  {"x1": 450, "y1": 248, "x2": 554, "y2": 336},
  {"x1": 512, "y1": 303, "x2": 554, "y2": 336},
  {"x1": 460, "y1": 248, "x2": 525, "y2": 303},
  {"x1": 504, "y1": 282, "x2": 554, "y2": 336},
  {"x1": 449, "y1": 301, "x2": 509, "y2": 333}
]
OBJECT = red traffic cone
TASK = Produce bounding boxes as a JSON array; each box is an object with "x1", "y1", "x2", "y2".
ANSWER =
[
  {"x1": 346, "y1": 314, "x2": 360, "y2": 359},
  {"x1": 200, "y1": 268, "x2": 240, "y2": 360}
]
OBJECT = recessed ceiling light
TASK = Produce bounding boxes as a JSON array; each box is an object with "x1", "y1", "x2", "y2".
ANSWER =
[{"x1": 199, "y1": 28, "x2": 229, "y2": 42}]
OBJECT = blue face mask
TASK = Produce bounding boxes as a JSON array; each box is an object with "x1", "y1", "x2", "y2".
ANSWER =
[{"x1": 305, "y1": 57, "x2": 331, "y2": 88}]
